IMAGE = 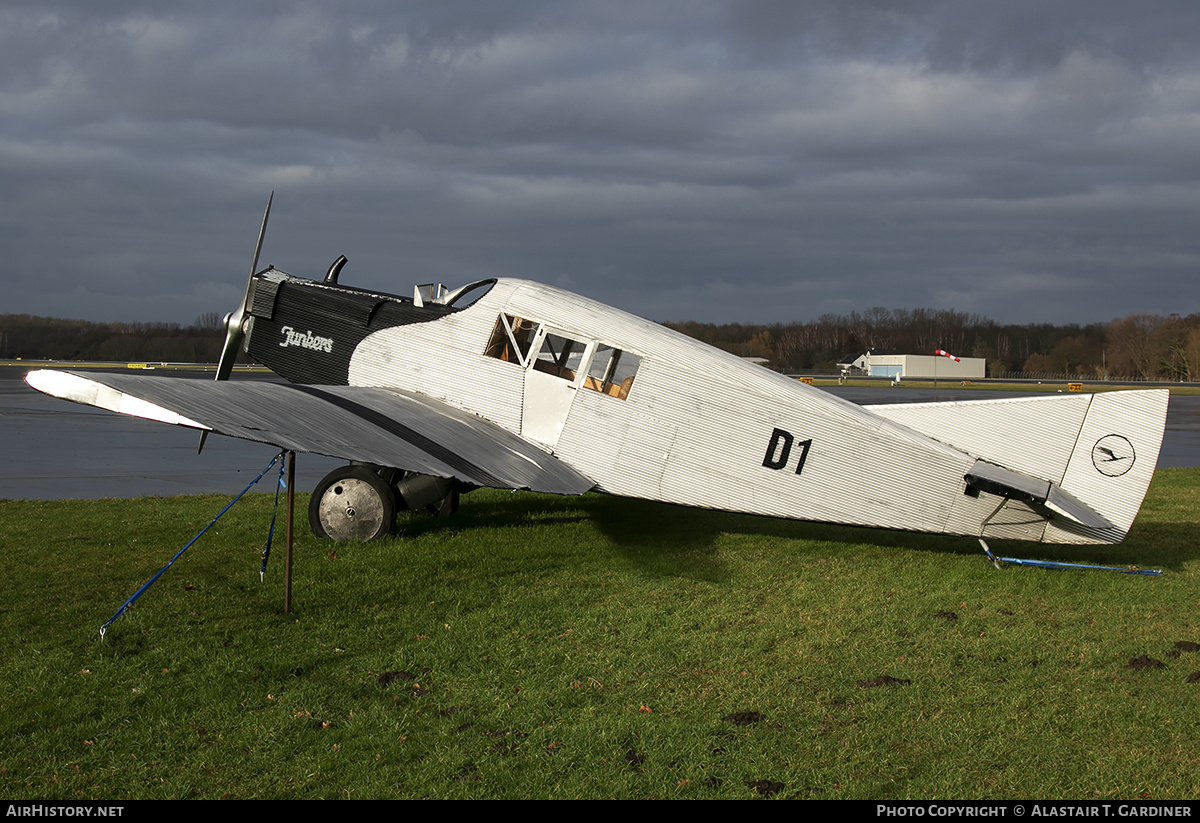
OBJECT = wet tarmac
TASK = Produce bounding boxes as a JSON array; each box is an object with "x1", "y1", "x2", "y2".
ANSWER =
[
  {"x1": 1, "y1": 366, "x2": 341, "y2": 500},
  {"x1": 2, "y1": 366, "x2": 1198, "y2": 500}
]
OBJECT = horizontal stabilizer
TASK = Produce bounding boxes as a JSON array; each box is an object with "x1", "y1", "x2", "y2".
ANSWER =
[
  {"x1": 964, "y1": 460, "x2": 1114, "y2": 531},
  {"x1": 963, "y1": 460, "x2": 1049, "y2": 505},
  {"x1": 1044, "y1": 486, "x2": 1115, "y2": 531}
]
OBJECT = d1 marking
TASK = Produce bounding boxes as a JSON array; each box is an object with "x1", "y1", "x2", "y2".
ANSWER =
[{"x1": 762, "y1": 428, "x2": 812, "y2": 476}]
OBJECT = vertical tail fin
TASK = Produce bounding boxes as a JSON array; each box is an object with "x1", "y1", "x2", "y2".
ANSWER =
[
  {"x1": 1045, "y1": 389, "x2": 1167, "y2": 543},
  {"x1": 868, "y1": 389, "x2": 1168, "y2": 544}
]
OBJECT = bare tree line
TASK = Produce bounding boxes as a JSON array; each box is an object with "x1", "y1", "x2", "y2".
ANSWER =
[
  {"x1": 664, "y1": 309, "x2": 1200, "y2": 381},
  {"x1": 0, "y1": 314, "x2": 227, "y2": 364},
  {"x1": 4, "y1": 308, "x2": 1199, "y2": 382}
]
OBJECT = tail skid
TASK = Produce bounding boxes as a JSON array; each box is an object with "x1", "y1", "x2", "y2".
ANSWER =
[{"x1": 867, "y1": 390, "x2": 1169, "y2": 544}]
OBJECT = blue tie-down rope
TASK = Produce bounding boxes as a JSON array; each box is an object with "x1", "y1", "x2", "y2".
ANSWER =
[
  {"x1": 260, "y1": 455, "x2": 288, "y2": 580},
  {"x1": 99, "y1": 450, "x2": 286, "y2": 640},
  {"x1": 994, "y1": 556, "x2": 1161, "y2": 575}
]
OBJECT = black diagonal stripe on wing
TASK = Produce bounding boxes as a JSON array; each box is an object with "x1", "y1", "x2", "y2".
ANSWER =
[
  {"x1": 42, "y1": 370, "x2": 592, "y2": 494},
  {"x1": 286, "y1": 384, "x2": 504, "y2": 488}
]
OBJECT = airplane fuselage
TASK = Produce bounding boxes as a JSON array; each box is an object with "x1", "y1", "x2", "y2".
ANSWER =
[{"x1": 240, "y1": 272, "x2": 1165, "y2": 545}]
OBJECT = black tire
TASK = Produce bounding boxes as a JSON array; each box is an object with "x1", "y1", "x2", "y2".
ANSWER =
[{"x1": 308, "y1": 465, "x2": 396, "y2": 541}]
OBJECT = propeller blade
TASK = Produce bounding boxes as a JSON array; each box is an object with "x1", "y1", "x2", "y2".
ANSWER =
[
  {"x1": 200, "y1": 193, "x2": 274, "y2": 454},
  {"x1": 216, "y1": 190, "x2": 274, "y2": 380},
  {"x1": 247, "y1": 191, "x2": 273, "y2": 287}
]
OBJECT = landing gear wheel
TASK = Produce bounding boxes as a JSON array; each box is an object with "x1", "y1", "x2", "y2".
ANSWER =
[{"x1": 309, "y1": 466, "x2": 396, "y2": 541}]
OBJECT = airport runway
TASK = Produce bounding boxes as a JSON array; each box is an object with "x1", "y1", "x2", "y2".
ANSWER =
[
  {"x1": 1, "y1": 365, "x2": 341, "y2": 499},
  {"x1": 3, "y1": 365, "x2": 1198, "y2": 500}
]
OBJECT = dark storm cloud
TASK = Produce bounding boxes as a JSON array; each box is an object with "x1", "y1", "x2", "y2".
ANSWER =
[{"x1": 2, "y1": 1, "x2": 1198, "y2": 326}]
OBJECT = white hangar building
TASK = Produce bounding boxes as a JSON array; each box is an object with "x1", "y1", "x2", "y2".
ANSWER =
[{"x1": 840, "y1": 352, "x2": 986, "y2": 380}]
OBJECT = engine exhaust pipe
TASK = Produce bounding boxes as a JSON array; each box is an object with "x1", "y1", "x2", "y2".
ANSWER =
[{"x1": 324, "y1": 255, "x2": 348, "y2": 283}]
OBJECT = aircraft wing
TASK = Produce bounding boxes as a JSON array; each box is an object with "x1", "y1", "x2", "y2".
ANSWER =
[{"x1": 25, "y1": 370, "x2": 595, "y2": 496}]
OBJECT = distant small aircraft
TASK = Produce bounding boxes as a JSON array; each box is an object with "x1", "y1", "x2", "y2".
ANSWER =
[{"x1": 26, "y1": 198, "x2": 1168, "y2": 548}]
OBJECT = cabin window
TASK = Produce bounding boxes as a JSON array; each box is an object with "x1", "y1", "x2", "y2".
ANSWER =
[
  {"x1": 583, "y1": 344, "x2": 640, "y2": 400},
  {"x1": 486, "y1": 315, "x2": 640, "y2": 400},
  {"x1": 533, "y1": 331, "x2": 587, "y2": 381},
  {"x1": 485, "y1": 314, "x2": 535, "y2": 367}
]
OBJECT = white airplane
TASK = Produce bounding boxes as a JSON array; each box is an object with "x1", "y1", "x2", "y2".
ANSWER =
[{"x1": 25, "y1": 201, "x2": 1168, "y2": 549}]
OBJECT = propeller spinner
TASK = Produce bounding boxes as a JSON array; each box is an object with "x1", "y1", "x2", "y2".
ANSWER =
[{"x1": 198, "y1": 192, "x2": 273, "y2": 453}]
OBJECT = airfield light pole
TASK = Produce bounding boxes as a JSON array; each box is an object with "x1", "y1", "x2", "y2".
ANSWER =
[{"x1": 284, "y1": 451, "x2": 295, "y2": 615}]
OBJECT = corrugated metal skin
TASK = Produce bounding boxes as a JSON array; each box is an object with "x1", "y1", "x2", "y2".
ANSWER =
[
  {"x1": 866, "y1": 395, "x2": 1092, "y2": 483},
  {"x1": 552, "y1": 386, "x2": 642, "y2": 491},
  {"x1": 455, "y1": 281, "x2": 1164, "y2": 544},
  {"x1": 972, "y1": 500, "x2": 1049, "y2": 542},
  {"x1": 1046, "y1": 389, "x2": 1166, "y2": 543},
  {"x1": 348, "y1": 290, "x2": 525, "y2": 433},
  {"x1": 52, "y1": 372, "x2": 592, "y2": 495},
  {"x1": 869, "y1": 390, "x2": 1168, "y2": 543},
  {"x1": 641, "y1": 365, "x2": 974, "y2": 532},
  {"x1": 492, "y1": 281, "x2": 986, "y2": 535}
]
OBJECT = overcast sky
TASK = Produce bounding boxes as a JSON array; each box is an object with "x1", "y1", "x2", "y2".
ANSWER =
[{"x1": 4, "y1": 1, "x2": 1199, "y2": 327}]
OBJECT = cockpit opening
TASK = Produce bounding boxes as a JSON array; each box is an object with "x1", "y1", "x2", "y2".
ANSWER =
[{"x1": 413, "y1": 279, "x2": 497, "y2": 308}]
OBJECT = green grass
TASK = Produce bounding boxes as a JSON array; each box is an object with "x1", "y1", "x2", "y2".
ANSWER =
[{"x1": 2, "y1": 474, "x2": 1199, "y2": 799}]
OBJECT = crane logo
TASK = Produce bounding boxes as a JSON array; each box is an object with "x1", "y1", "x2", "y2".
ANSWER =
[{"x1": 1091, "y1": 435, "x2": 1135, "y2": 477}]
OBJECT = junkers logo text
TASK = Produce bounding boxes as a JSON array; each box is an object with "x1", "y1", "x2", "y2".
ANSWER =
[{"x1": 279, "y1": 326, "x2": 333, "y2": 353}]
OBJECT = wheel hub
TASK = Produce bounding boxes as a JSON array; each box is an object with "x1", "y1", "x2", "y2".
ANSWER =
[{"x1": 314, "y1": 475, "x2": 391, "y2": 541}]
